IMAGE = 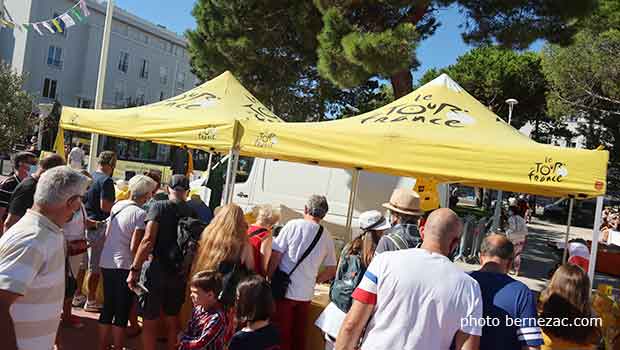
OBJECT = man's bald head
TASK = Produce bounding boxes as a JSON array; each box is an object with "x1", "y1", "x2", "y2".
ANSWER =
[
  {"x1": 423, "y1": 208, "x2": 463, "y2": 245},
  {"x1": 480, "y1": 234, "x2": 514, "y2": 260}
]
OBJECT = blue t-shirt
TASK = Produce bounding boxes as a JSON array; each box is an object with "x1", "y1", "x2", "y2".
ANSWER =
[
  {"x1": 84, "y1": 171, "x2": 115, "y2": 221},
  {"x1": 469, "y1": 271, "x2": 543, "y2": 350}
]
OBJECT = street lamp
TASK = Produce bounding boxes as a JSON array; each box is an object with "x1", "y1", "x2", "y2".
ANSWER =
[
  {"x1": 506, "y1": 98, "x2": 518, "y2": 126},
  {"x1": 492, "y1": 98, "x2": 519, "y2": 231}
]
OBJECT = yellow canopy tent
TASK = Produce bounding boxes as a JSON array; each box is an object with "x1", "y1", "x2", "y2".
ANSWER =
[
  {"x1": 239, "y1": 74, "x2": 608, "y2": 199},
  {"x1": 58, "y1": 71, "x2": 283, "y2": 153}
]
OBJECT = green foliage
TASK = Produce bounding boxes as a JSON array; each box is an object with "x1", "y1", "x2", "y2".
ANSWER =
[
  {"x1": 0, "y1": 62, "x2": 35, "y2": 153},
  {"x1": 187, "y1": 0, "x2": 388, "y2": 121},
  {"x1": 314, "y1": 0, "x2": 595, "y2": 97},
  {"x1": 418, "y1": 46, "x2": 548, "y2": 130},
  {"x1": 540, "y1": 0, "x2": 620, "y2": 193}
]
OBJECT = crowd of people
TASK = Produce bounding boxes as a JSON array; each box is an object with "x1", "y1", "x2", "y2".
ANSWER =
[{"x1": 0, "y1": 150, "x2": 604, "y2": 350}]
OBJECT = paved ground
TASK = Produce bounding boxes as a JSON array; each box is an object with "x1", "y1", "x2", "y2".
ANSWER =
[{"x1": 455, "y1": 217, "x2": 620, "y2": 293}]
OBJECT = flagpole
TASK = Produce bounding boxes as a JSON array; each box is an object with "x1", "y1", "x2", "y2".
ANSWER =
[{"x1": 88, "y1": 0, "x2": 114, "y2": 172}]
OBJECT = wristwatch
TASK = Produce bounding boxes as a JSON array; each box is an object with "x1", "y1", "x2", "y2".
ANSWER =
[{"x1": 130, "y1": 266, "x2": 140, "y2": 272}]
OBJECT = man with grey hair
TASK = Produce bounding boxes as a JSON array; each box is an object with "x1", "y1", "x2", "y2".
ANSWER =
[
  {"x1": 0, "y1": 166, "x2": 89, "y2": 350},
  {"x1": 267, "y1": 194, "x2": 337, "y2": 350},
  {"x1": 469, "y1": 234, "x2": 542, "y2": 350}
]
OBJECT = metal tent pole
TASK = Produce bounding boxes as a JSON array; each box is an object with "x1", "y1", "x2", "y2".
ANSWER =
[
  {"x1": 221, "y1": 149, "x2": 234, "y2": 206},
  {"x1": 492, "y1": 190, "x2": 503, "y2": 231},
  {"x1": 88, "y1": 0, "x2": 114, "y2": 172},
  {"x1": 562, "y1": 198, "x2": 575, "y2": 263},
  {"x1": 226, "y1": 150, "x2": 240, "y2": 204},
  {"x1": 345, "y1": 169, "x2": 360, "y2": 242},
  {"x1": 203, "y1": 151, "x2": 213, "y2": 185},
  {"x1": 588, "y1": 196, "x2": 604, "y2": 290}
]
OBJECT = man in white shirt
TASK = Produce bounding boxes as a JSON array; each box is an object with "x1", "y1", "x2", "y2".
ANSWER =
[
  {"x1": 337, "y1": 208, "x2": 483, "y2": 350},
  {"x1": 68, "y1": 143, "x2": 85, "y2": 170},
  {"x1": 268, "y1": 195, "x2": 337, "y2": 350},
  {"x1": 0, "y1": 166, "x2": 90, "y2": 350}
]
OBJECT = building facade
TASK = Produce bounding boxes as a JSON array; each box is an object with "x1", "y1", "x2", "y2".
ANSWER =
[{"x1": 0, "y1": 0, "x2": 197, "y2": 109}]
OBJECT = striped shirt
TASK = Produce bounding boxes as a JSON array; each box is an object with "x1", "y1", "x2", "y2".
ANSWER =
[
  {"x1": 0, "y1": 210, "x2": 65, "y2": 350},
  {"x1": 0, "y1": 173, "x2": 20, "y2": 209}
]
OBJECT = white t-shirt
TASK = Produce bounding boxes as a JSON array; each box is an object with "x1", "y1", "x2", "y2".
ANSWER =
[
  {"x1": 352, "y1": 248, "x2": 483, "y2": 350},
  {"x1": 507, "y1": 215, "x2": 528, "y2": 243},
  {"x1": 272, "y1": 219, "x2": 337, "y2": 301},
  {"x1": 68, "y1": 147, "x2": 84, "y2": 165},
  {"x1": 63, "y1": 205, "x2": 86, "y2": 242},
  {"x1": 99, "y1": 200, "x2": 146, "y2": 270}
]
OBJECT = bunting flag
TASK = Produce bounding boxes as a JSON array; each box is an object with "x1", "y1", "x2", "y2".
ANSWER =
[
  {"x1": 70, "y1": 8, "x2": 83, "y2": 22},
  {"x1": 42, "y1": 21, "x2": 55, "y2": 34},
  {"x1": 59, "y1": 13, "x2": 76, "y2": 27},
  {"x1": 51, "y1": 19, "x2": 63, "y2": 33},
  {"x1": 0, "y1": 0, "x2": 89, "y2": 35},
  {"x1": 31, "y1": 22, "x2": 43, "y2": 35},
  {"x1": 0, "y1": 18, "x2": 15, "y2": 29},
  {"x1": 79, "y1": 0, "x2": 91, "y2": 17}
]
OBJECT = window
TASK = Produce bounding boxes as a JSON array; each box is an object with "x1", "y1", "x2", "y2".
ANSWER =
[
  {"x1": 47, "y1": 46, "x2": 63, "y2": 69},
  {"x1": 160, "y1": 66, "x2": 168, "y2": 85},
  {"x1": 136, "y1": 88, "x2": 146, "y2": 106},
  {"x1": 112, "y1": 22, "x2": 129, "y2": 37},
  {"x1": 139, "y1": 59, "x2": 149, "y2": 79},
  {"x1": 176, "y1": 71, "x2": 186, "y2": 90},
  {"x1": 77, "y1": 98, "x2": 92, "y2": 108},
  {"x1": 42, "y1": 78, "x2": 58, "y2": 99},
  {"x1": 114, "y1": 81, "x2": 126, "y2": 106},
  {"x1": 118, "y1": 51, "x2": 129, "y2": 73}
]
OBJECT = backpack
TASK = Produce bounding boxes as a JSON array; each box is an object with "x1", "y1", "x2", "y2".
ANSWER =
[
  {"x1": 168, "y1": 215, "x2": 207, "y2": 277},
  {"x1": 217, "y1": 261, "x2": 254, "y2": 308},
  {"x1": 330, "y1": 248, "x2": 365, "y2": 313}
]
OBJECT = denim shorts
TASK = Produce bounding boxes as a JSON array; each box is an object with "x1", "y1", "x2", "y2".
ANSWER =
[{"x1": 85, "y1": 224, "x2": 106, "y2": 274}]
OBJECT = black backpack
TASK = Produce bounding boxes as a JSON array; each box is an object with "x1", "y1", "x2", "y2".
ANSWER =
[
  {"x1": 330, "y1": 249, "x2": 365, "y2": 313},
  {"x1": 168, "y1": 215, "x2": 207, "y2": 277}
]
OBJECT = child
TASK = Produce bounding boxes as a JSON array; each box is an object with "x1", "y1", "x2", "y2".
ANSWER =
[
  {"x1": 229, "y1": 276, "x2": 281, "y2": 350},
  {"x1": 178, "y1": 271, "x2": 228, "y2": 350}
]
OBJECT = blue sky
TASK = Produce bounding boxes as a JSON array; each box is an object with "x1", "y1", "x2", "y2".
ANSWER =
[{"x1": 114, "y1": 1, "x2": 541, "y2": 85}]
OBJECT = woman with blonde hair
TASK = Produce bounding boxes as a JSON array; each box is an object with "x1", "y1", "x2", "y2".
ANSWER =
[
  {"x1": 247, "y1": 204, "x2": 280, "y2": 276},
  {"x1": 539, "y1": 264, "x2": 600, "y2": 349},
  {"x1": 191, "y1": 203, "x2": 254, "y2": 343},
  {"x1": 192, "y1": 203, "x2": 254, "y2": 273}
]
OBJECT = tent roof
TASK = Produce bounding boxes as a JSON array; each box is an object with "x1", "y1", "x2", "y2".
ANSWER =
[
  {"x1": 239, "y1": 74, "x2": 608, "y2": 198},
  {"x1": 60, "y1": 71, "x2": 283, "y2": 153}
]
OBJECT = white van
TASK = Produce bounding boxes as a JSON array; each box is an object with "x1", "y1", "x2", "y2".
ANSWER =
[{"x1": 231, "y1": 158, "x2": 448, "y2": 247}]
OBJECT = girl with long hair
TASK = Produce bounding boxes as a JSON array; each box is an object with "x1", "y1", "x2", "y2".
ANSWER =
[
  {"x1": 539, "y1": 264, "x2": 600, "y2": 349},
  {"x1": 315, "y1": 210, "x2": 391, "y2": 350},
  {"x1": 192, "y1": 204, "x2": 254, "y2": 274},
  {"x1": 191, "y1": 204, "x2": 254, "y2": 344}
]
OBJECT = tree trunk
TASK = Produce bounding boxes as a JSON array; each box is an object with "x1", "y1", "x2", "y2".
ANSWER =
[{"x1": 390, "y1": 69, "x2": 413, "y2": 99}]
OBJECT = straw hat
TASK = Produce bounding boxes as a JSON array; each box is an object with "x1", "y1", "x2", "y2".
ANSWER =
[{"x1": 382, "y1": 188, "x2": 424, "y2": 216}]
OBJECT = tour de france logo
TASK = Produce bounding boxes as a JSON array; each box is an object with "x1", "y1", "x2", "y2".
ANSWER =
[
  {"x1": 255, "y1": 132, "x2": 278, "y2": 148},
  {"x1": 198, "y1": 126, "x2": 217, "y2": 141},
  {"x1": 68, "y1": 114, "x2": 79, "y2": 126},
  {"x1": 359, "y1": 93, "x2": 476, "y2": 128},
  {"x1": 529, "y1": 157, "x2": 569, "y2": 183}
]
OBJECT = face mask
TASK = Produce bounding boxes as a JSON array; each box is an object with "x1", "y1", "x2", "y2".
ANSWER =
[
  {"x1": 508, "y1": 210, "x2": 514, "y2": 216},
  {"x1": 28, "y1": 165, "x2": 37, "y2": 176}
]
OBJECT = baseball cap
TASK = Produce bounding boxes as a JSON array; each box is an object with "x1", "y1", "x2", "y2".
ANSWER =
[{"x1": 169, "y1": 174, "x2": 190, "y2": 191}]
